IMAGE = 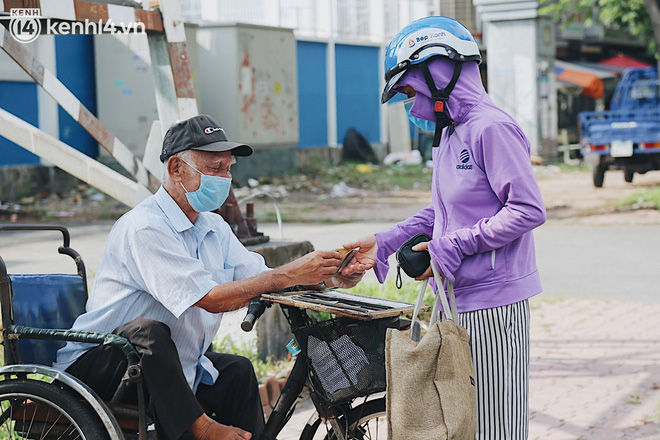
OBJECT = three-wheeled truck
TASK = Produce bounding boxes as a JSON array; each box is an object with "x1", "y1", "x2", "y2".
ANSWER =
[{"x1": 579, "y1": 67, "x2": 660, "y2": 187}]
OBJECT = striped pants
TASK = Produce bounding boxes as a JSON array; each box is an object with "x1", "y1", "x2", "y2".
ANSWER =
[{"x1": 456, "y1": 299, "x2": 530, "y2": 440}]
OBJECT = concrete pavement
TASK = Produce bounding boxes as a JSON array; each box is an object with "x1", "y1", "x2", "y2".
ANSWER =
[
  {"x1": 1, "y1": 221, "x2": 659, "y2": 438},
  {"x1": 528, "y1": 297, "x2": 660, "y2": 439},
  {"x1": 274, "y1": 296, "x2": 660, "y2": 440}
]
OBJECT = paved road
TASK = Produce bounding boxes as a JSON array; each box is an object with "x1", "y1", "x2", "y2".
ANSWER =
[
  {"x1": 534, "y1": 224, "x2": 660, "y2": 303},
  {"x1": 2, "y1": 221, "x2": 659, "y2": 302},
  {"x1": 259, "y1": 221, "x2": 660, "y2": 303}
]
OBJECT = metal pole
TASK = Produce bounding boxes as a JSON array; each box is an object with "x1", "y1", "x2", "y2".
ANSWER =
[
  {"x1": 327, "y1": 0, "x2": 338, "y2": 147},
  {"x1": 0, "y1": 107, "x2": 140, "y2": 208}
]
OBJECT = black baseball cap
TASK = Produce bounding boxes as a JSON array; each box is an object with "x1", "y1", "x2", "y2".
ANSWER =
[{"x1": 160, "y1": 114, "x2": 253, "y2": 162}]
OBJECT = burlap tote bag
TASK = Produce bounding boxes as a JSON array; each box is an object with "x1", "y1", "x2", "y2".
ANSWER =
[{"x1": 385, "y1": 264, "x2": 476, "y2": 440}]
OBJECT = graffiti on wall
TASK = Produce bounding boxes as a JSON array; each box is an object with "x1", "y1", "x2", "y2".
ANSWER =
[
  {"x1": 238, "y1": 48, "x2": 258, "y2": 128},
  {"x1": 236, "y1": 32, "x2": 297, "y2": 144}
]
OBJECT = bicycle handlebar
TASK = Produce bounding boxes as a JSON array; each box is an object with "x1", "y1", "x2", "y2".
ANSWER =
[{"x1": 241, "y1": 297, "x2": 269, "y2": 332}]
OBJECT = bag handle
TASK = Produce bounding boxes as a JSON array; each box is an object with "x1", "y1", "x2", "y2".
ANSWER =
[
  {"x1": 409, "y1": 278, "x2": 428, "y2": 341},
  {"x1": 409, "y1": 261, "x2": 457, "y2": 341},
  {"x1": 431, "y1": 260, "x2": 457, "y2": 323}
]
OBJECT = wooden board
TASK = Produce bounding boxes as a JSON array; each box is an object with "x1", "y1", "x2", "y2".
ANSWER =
[{"x1": 261, "y1": 289, "x2": 429, "y2": 321}]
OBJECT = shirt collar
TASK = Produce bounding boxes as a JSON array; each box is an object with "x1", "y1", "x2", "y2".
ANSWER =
[
  {"x1": 154, "y1": 187, "x2": 218, "y2": 236},
  {"x1": 194, "y1": 212, "x2": 217, "y2": 236},
  {"x1": 154, "y1": 186, "x2": 194, "y2": 233}
]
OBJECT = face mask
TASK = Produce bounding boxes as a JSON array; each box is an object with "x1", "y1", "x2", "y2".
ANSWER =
[
  {"x1": 404, "y1": 97, "x2": 437, "y2": 133},
  {"x1": 180, "y1": 159, "x2": 232, "y2": 212}
]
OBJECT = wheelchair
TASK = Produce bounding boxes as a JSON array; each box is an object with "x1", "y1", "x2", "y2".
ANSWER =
[{"x1": 0, "y1": 224, "x2": 151, "y2": 440}]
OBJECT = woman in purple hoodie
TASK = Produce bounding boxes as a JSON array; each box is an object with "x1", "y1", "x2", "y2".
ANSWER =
[{"x1": 343, "y1": 16, "x2": 546, "y2": 439}]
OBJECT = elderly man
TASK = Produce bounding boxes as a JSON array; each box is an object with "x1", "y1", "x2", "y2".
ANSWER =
[{"x1": 55, "y1": 114, "x2": 361, "y2": 440}]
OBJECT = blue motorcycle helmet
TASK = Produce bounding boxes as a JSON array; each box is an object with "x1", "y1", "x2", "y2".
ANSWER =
[
  {"x1": 382, "y1": 16, "x2": 481, "y2": 104},
  {"x1": 382, "y1": 16, "x2": 481, "y2": 146}
]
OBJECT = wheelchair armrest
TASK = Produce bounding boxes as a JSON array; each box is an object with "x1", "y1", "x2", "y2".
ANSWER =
[{"x1": 6, "y1": 325, "x2": 140, "y2": 364}]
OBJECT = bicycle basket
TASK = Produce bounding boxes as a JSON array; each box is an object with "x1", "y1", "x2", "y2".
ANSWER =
[{"x1": 292, "y1": 316, "x2": 399, "y2": 404}]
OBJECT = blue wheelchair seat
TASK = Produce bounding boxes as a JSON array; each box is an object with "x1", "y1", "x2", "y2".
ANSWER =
[{"x1": 9, "y1": 273, "x2": 87, "y2": 365}]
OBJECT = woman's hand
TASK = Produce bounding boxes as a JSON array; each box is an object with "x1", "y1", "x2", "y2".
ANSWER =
[
  {"x1": 325, "y1": 271, "x2": 365, "y2": 289},
  {"x1": 341, "y1": 235, "x2": 378, "y2": 274},
  {"x1": 412, "y1": 241, "x2": 434, "y2": 281}
]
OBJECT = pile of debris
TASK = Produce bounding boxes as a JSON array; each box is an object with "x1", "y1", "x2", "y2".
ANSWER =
[{"x1": 0, "y1": 184, "x2": 129, "y2": 224}]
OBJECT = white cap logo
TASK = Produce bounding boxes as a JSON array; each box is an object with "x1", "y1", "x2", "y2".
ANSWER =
[{"x1": 204, "y1": 127, "x2": 224, "y2": 135}]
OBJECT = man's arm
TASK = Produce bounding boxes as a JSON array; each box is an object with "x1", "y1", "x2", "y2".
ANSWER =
[{"x1": 194, "y1": 250, "x2": 341, "y2": 313}]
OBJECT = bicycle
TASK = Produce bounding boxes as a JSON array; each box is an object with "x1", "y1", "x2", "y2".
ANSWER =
[
  {"x1": 242, "y1": 287, "x2": 421, "y2": 440},
  {"x1": 0, "y1": 224, "x2": 421, "y2": 440}
]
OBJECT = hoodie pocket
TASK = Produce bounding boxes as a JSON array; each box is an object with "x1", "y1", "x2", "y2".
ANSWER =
[
  {"x1": 454, "y1": 251, "x2": 497, "y2": 287},
  {"x1": 490, "y1": 250, "x2": 496, "y2": 270}
]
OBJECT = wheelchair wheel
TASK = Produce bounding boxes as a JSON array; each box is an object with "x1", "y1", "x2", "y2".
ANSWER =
[
  {"x1": 299, "y1": 397, "x2": 387, "y2": 440},
  {"x1": 0, "y1": 378, "x2": 110, "y2": 440}
]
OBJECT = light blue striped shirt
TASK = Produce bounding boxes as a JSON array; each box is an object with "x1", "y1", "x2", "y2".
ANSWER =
[{"x1": 54, "y1": 186, "x2": 269, "y2": 391}]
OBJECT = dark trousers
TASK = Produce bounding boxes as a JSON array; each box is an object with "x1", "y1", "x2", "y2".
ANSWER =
[{"x1": 66, "y1": 317, "x2": 265, "y2": 440}]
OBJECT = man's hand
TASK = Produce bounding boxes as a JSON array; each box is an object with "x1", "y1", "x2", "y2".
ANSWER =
[
  {"x1": 341, "y1": 235, "x2": 377, "y2": 274},
  {"x1": 277, "y1": 250, "x2": 342, "y2": 286}
]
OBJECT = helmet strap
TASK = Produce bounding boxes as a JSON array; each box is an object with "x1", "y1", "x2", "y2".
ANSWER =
[{"x1": 420, "y1": 61, "x2": 463, "y2": 147}]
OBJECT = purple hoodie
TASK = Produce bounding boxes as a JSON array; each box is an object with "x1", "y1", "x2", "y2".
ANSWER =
[{"x1": 375, "y1": 57, "x2": 546, "y2": 313}]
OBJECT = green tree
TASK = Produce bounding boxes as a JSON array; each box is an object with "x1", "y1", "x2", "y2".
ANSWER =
[{"x1": 540, "y1": 0, "x2": 660, "y2": 71}]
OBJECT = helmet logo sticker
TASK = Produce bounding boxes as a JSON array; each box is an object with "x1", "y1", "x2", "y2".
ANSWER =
[
  {"x1": 411, "y1": 30, "x2": 449, "y2": 47},
  {"x1": 428, "y1": 30, "x2": 447, "y2": 39},
  {"x1": 457, "y1": 149, "x2": 473, "y2": 170}
]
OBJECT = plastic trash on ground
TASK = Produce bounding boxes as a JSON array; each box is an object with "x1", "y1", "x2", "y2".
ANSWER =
[{"x1": 383, "y1": 150, "x2": 423, "y2": 166}]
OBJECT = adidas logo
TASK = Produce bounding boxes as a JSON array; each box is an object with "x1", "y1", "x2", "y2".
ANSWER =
[{"x1": 456, "y1": 149, "x2": 473, "y2": 170}]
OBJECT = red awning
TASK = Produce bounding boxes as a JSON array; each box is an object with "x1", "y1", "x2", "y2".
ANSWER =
[
  {"x1": 555, "y1": 60, "x2": 616, "y2": 99},
  {"x1": 599, "y1": 54, "x2": 651, "y2": 69},
  {"x1": 557, "y1": 69, "x2": 603, "y2": 99}
]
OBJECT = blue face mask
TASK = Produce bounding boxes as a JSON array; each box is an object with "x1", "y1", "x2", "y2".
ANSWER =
[
  {"x1": 404, "y1": 97, "x2": 436, "y2": 133},
  {"x1": 180, "y1": 159, "x2": 232, "y2": 212}
]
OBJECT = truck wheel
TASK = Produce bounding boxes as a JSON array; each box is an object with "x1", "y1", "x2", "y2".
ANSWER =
[
  {"x1": 592, "y1": 165, "x2": 606, "y2": 187},
  {"x1": 624, "y1": 169, "x2": 634, "y2": 183}
]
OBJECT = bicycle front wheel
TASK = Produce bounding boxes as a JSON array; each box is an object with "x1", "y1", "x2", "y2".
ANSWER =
[
  {"x1": 0, "y1": 378, "x2": 110, "y2": 440},
  {"x1": 299, "y1": 397, "x2": 387, "y2": 440}
]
